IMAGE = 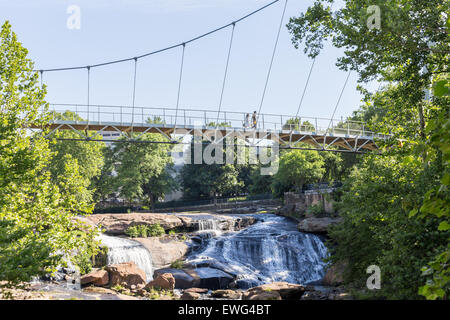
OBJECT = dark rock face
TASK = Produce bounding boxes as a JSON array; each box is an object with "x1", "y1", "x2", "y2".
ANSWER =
[{"x1": 153, "y1": 267, "x2": 234, "y2": 290}]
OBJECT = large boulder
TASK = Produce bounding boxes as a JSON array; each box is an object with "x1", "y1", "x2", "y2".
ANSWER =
[
  {"x1": 243, "y1": 282, "x2": 305, "y2": 300},
  {"x1": 81, "y1": 269, "x2": 109, "y2": 287},
  {"x1": 105, "y1": 262, "x2": 147, "y2": 288},
  {"x1": 212, "y1": 289, "x2": 242, "y2": 299},
  {"x1": 181, "y1": 292, "x2": 201, "y2": 300},
  {"x1": 145, "y1": 273, "x2": 175, "y2": 291},
  {"x1": 297, "y1": 217, "x2": 342, "y2": 234},
  {"x1": 153, "y1": 267, "x2": 234, "y2": 290},
  {"x1": 322, "y1": 262, "x2": 346, "y2": 286},
  {"x1": 135, "y1": 238, "x2": 188, "y2": 269}
]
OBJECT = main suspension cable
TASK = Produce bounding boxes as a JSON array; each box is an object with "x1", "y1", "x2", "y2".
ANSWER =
[{"x1": 36, "y1": 0, "x2": 281, "y2": 73}]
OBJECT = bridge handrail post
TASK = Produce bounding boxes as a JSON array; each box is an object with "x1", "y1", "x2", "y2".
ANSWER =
[
  {"x1": 184, "y1": 110, "x2": 186, "y2": 126},
  {"x1": 262, "y1": 114, "x2": 265, "y2": 130},
  {"x1": 315, "y1": 118, "x2": 318, "y2": 134},
  {"x1": 142, "y1": 106, "x2": 144, "y2": 125}
]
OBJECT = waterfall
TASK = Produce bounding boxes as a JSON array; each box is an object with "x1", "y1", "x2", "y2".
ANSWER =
[
  {"x1": 98, "y1": 234, "x2": 154, "y2": 282},
  {"x1": 198, "y1": 219, "x2": 220, "y2": 231},
  {"x1": 197, "y1": 218, "x2": 223, "y2": 236},
  {"x1": 187, "y1": 214, "x2": 329, "y2": 289}
]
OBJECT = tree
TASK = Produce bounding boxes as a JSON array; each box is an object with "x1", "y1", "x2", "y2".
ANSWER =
[
  {"x1": 271, "y1": 149, "x2": 325, "y2": 197},
  {"x1": 112, "y1": 133, "x2": 176, "y2": 208},
  {"x1": 287, "y1": 0, "x2": 448, "y2": 138},
  {"x1": 179, "y1": 140, "x2": 243, "y2": 201},
  {"x1": 287, "y1": 0, "x2": 449, "y2": 299},
  {"x1": 0, "y1": 21, "x2": 99, "y2": 295},
  {"x1": 48, "y1": 111, "x2": 105, "y2": 207}
]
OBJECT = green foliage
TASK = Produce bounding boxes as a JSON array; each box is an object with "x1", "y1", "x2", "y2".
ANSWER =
[
  {"x1": 271, "y1": 149, "x2": 325, "y2": 197},
  {"x1": 287, "y1": 0, "x2": 449, "y2": 299},
  {"x1": 147, "y1": 224, "x2": 165, "y2": 237},
  {"x1": 307, "y1": 203, "x2": 324, "y2": 216},
  {"x1": 111, "y1": 133, "x2": 177, "y2": 207},
  {"x1": 125, "y1": 224, "x2": 165, "y2": 238},
  {"x1": 170, "y1": 259, "x2": 184, "y2": 269},
  {"x1": 416, "y1": 76, "x2": 450, "y2": 300},
  {"x1": 179, "y1": 141, "x2": 243, "y2": 200},
  {"x1": 0, "y1": 21, "x2": 99, "y2": 293}
]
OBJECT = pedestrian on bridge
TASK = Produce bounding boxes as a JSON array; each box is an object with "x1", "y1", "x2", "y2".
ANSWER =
[
  {"x1": 252, "y1": 111, "x2": 257, "y2": 129},
  {"x1": 244, "y1": 113, "x2": 250, "y2": 128}
]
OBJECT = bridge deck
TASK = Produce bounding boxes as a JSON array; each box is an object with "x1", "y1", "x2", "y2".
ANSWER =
[{"x1": 30, "y1": 120, "x2": 383, "y2": 152}]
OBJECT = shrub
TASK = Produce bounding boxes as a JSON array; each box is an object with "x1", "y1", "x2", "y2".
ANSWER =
[
  {"x1": 170, "y1": 259, "x2": 184, "y2": 269},
  {"x1": 125, "y1": 224, "x2": 165, "y2": 238},
  {"x1": 307, "y1": 203, "x2": 324, "y2": 216},
  {"x1": 125, "y1": 226, "x2": 139, "y2": 238},
  {"x1": 147, "y1": 224, "x2": 165, "y2": 237}
]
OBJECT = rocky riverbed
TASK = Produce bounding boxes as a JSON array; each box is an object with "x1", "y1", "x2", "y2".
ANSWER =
[{"x1": 2, "y1": 210, "x2": 350, "y2": 300}]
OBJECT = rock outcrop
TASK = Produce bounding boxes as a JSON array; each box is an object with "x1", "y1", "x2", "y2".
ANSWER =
[
  {"x1": 105, "y1": 262, "x2": 147, "y2": 288},
  {"x1": 181, "y1": 291, "x2": 201, "y2": 300},
  {"x1": 80, "y1": 269, "x2": 109, "y2": 287},
  {"x1": 297, "y1": 217, "x2": 342, "y2": 234},
  {"x1": 87, "y1": 212, "x2": 256, "y2": 236},
  {"x1": 322, "y1": 262, "x2": 346, "y2": 286},
  {"x1": 135, "y1": 237, "x2": 188, "y2": 269},
  {"x1": 145, "y1": 273, "x2": 175, "y2": 291},
  {"x1": 242, "y1": 282, "x2": 305, "y2": 300},
  {"x1": 212, "y1": 289, "x2": 242, "y2": 299},
  {"x1": 87, "y1": 213, "x2": 186, "y2": 235}
]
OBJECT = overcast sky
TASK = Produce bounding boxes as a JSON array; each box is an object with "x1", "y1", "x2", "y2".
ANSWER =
[{"x1": 1, "y1": 0, "x2": 378, "y2": 122}]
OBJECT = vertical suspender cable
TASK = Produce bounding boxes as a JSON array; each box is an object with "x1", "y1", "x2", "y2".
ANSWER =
[
  {"x1": 175, "y1": 43, "x2": 186, "y2": 130},
  {"x1": 216, "y1": 22, "x2": 236, "y2": 126},
  {"x1": 132, "y1": 57, "x2": 138, "y2": 130},
  {"x1": 324, "y1": 70, "x2": 351, "y2": 137},
  {"x1": 257, "y1": 0, "x2": 288, "y2": 123},
  {"x1": 291, "y1": 58, "x2": 316, "y2": 133},
  {"x1": 39, "y1": 70, "x2": 44, "y2": 116},
  {"x1": 40, "y1": 70, "x2": 43, "y2": 88},
  {"x1": 87, "y1": 66, "x2": 91, "y2": 124}
]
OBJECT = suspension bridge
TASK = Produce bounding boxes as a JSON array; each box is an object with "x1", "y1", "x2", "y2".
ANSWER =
[{"x1": 29, "y1": 0, "x2": 390, "y2": 153}]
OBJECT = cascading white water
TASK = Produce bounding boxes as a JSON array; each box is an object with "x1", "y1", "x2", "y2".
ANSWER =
[
  {"x1": 98, "y1": 234, "x2": 154, "y2": 282},
  {"x1": 198, "y1": 219, "x2": 220, "y2": 232},
  {"x1": 187, "y1": 214, "x2": 329, "y2": 289}
]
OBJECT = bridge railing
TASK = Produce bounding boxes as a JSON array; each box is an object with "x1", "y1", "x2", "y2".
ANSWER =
[{"x1": 44, "y1": 103, "x2": 390, "y2": 140}]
